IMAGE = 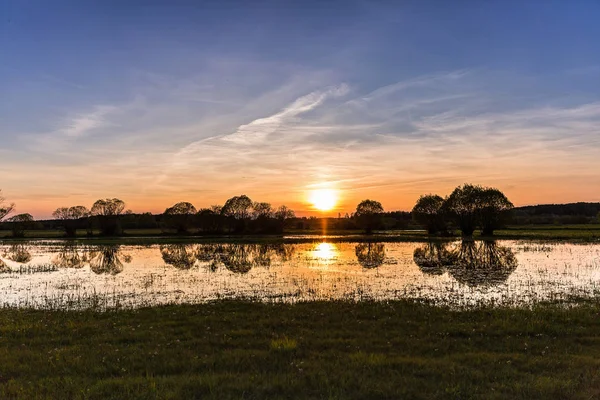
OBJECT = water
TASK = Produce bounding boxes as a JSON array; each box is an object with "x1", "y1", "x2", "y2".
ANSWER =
[{"x1": 0, "y1": 239, "x2": 599, "y2": 309}]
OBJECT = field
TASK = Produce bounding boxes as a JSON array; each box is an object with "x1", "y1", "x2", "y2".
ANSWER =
[
  {"x1": 1, "y1": 300, "x2": 600, "y2": 399},
  {"x1": 1, "y1": 224, "x2": 600, "y2": 242}
]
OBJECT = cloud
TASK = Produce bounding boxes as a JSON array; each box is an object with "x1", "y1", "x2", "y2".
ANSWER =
[
  {"x1": 220, "y1": 84, "x2": 349, "y2": 145},
  {"x1": 5, "y1": 67, "x2": 600, "y2": 217},
  {"x1": 61, "y1": 105, "x2": 117, "y2": 138}
]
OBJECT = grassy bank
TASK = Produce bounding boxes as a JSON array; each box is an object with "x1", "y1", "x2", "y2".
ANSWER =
[
  {"x1": 1, "y1": 225, "x2": 600, "y2": 243},
  {"x1": 1, "y1": 301, "x2": 600, "y2": 399}
]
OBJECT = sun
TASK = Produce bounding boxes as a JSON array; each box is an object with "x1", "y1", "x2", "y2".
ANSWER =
[{"x1": 309, "y1": 189, "x2": 337, "y2": 211}]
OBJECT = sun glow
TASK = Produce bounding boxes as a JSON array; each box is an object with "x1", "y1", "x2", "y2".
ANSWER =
[
  {"x1": 313, "y1": 242, "x2": 338, "y2": 261},
  {"x1": 308, "y1": 189, "x2": 338, "y2": 211}
]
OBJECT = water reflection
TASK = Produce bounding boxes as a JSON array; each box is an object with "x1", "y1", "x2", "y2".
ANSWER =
[
  {"x1": 4, "y1": 244, "x2": 32, "y2": 264},
  {"x1": 448, "y1": 241, "x2": 518, "y2": 287},
  {"x1": 313, "y1": 242, "x2": 338, "y2": 261},
  {"x1": 52, "y1": 243, "x2": 87, "y2": 269},
  {"x1": 355, "y1": 243, "x2": 385, "y2": 269},
  {"x1": 160, "y1": 244, "x2": 197, "y2": 270},
  {"x1": 413, "y1": 242, "x2": 453, "y2": 276},
  {"x1": 89, "y1": 245, "x2": 132, "y2": 275},
  {"x1": 413, "y1": 241, "x2": 518, "y2": 287},
  {"x1": 1, "y1": 239, "x2": 599, "y2": 309},
  {"x1": 196, "y1": 244, "x2": 296, "y2": 274}
]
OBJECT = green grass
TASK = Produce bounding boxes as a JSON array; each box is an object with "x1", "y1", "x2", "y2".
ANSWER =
[{"x1": 1, "y1": 300, "x2": 600, "y2": 399}]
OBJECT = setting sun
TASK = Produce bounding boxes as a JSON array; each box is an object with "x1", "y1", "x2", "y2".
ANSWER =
[{"x1": 309, "y1": 189, "x2": 338, "y2": 211}]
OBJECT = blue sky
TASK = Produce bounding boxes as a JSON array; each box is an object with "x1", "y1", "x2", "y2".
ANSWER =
[{"x1": 1, "y1": 1, "x2": 600, "y2": 217}]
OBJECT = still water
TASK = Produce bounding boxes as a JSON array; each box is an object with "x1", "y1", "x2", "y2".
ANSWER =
[{"x1": 0, "y1": 239, "x2": 599, "y2": 309}]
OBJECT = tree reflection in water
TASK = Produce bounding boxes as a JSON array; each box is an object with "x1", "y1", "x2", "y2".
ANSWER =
[
  {"x1": 414, "y1": 241, "x2": 518, "y2": 287},
  {"x1": 4, "y1": 244, "x2": 32, "y2": 264},
  {"x1": 89, "y1": 245, "x2": 132, "y2": 275},
  {"x1": 413, "y1": 242, "x2": 453, "y2": 276},
  {"x1": 52, "y1": 243, "x2": 87, "y2": 269},
  {"x1": 195, "y1": 243, "x2": 296, "y2": 274},
  {"x1": 355, "y1": 243, "x2": 386, "y2": 269},
  {"x1": 160, "y1": 244, "x2": 197, "y2": 270}
]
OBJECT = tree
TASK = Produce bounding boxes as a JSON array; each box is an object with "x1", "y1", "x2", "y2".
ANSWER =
[
  {"x1": 354, "y1": 199, "x2": 384, "y2": 234},
  {"x1": 478, "y1": 188, "x2": 514, "y2": 236},
  {"x1": 274, "y1": 205, "x2": 295, "y2": 232},
  {"x1": 443, "y1": 184, "x2": 484, "y2": 237},
  {"x1": 252, "y1": 202, "x2": 273, "y2": 219},
  {"x1": 221, "y1": 195, "x2": 253, "y2": 232},
  {"x1": 197, "y1": 208, "x2": 224, "y2": 233},
  {"x1": 163, "y1": 202, "x2": 197, "y2": 234},
  {"x1": 222, "y1": 195, "x2": 253, "y2": 220},
  {"x1": 91, "y1": 198, "x2": 126, "y2": 236},
  {"x1": 443, "y1": 184, "x2": 514, "y2": 236},
  {"x1": 411, "y1": 194, "x2": 447, "y2": 234},
  {"x1": 6, "y1": 213, "x2": 34, "y2": 237},
  {"x1": 0, "y1": 190, "x2": 15, "y2": 222},
  {"x1": 52, "y1": 205, "x2": 90, "y2": 237}
]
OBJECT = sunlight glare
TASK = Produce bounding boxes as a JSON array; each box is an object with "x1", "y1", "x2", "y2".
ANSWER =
[
  {"x1": 309, "y1": 189, "x2": 337, "y2": 211},
  {"x1": 313, "y1": 242, "x2": 338, "y2": 261}
]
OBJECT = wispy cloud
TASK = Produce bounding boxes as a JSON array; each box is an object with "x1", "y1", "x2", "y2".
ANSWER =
[
  {"x1": 4, "y1": 68, "x2": 600, "y2": 217},
  {"x1": 60, "y1": 105, "x2": 117, "y2": 138}
]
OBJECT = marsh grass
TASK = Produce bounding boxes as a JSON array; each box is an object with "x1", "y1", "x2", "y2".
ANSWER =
[{"x1": 1, "y1": 300, "x2": 600, "y2": 399}]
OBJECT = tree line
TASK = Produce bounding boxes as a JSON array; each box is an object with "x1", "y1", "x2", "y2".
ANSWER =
[
  {"x1": 411, "y1": 184, "x2": 514, "y2": 236},
  {"x1": 6, "y1": 184, "x2": 591, "y2": 237}
]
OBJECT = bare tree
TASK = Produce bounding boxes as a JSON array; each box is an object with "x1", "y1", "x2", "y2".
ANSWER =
[
  {"x1": 0, "y1": 190, "x2": 15, "y2": 222},
  {"x1": 274, "y1": 205, "x2": 295, "y2": 232}
]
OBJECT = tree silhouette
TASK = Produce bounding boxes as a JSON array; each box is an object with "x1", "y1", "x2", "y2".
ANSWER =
[
  {"x1": 0, "y1": 190, "x2": 15, "y2": 222},
  {"x1": 478, "y1": 188, "x2": 514, "y2": 235},
  {"x1": 89, "y1": 245, "x2": 131, "y2": 275},
  {"x1": 412, "y1": 195, "x2": 447, "y2": 234},
  {"x1": 442, "y1": 184, "x2": 513, "y2": 237},
  {"x1": 6, "y1": 213, "x2": 34, "y2": 237},
  {"x1": 274, "y1": 205, "x2": 295, "y2": 232},
  {"x1": 91, "y1": 198, "x2": 126, "y2": 236},
  {"x1": 197, "y1": 208, "x2": 223, "y2": 233},
  {"x1": 355, "y1": 242, "x2": 386, "y2": 268},
  {"x1": 163, "y1": 202, "x2": 197, "y2": 234},
  {"x1": 52, "y1": 206, "x2": 90, "y2": 237},
  {"x1": 160, "y1": 244, "x2": 197, "y2": 269},
  {"x1": 221, "y1": 195, "x2": 253, "y2": 232},
  {"x1": 355, "y1": 200, "x2": 384, "y2": 234},
  {"x1": 444, "y1": 184, "x2": 483, "y2": 237}
]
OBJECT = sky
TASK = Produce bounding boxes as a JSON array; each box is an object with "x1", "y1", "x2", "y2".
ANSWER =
[{"x1": 1, "y1": 1, "x2": 600, "y2": 218}]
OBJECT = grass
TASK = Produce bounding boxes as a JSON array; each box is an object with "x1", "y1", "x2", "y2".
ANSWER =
[
  {"x1": 1, "y1": 225, "x2": 600, "y2": 243},
  {"x1": 1, "y1": 300, "x2": 600, "y2": 399}
]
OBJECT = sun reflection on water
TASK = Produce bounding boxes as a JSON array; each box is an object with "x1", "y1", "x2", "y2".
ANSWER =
[{"x1": 313, "y1": 242, "x2": 338, "y2": 261}]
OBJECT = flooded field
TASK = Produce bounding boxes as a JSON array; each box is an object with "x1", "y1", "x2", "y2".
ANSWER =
[{"x1": 0, "y1": 239, "x2": 599, "y2": 309}]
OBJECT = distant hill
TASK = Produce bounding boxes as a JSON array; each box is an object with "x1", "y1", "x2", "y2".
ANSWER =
[{"x1": 512, "y1": 202, "x2": 600, "y2": 225}]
